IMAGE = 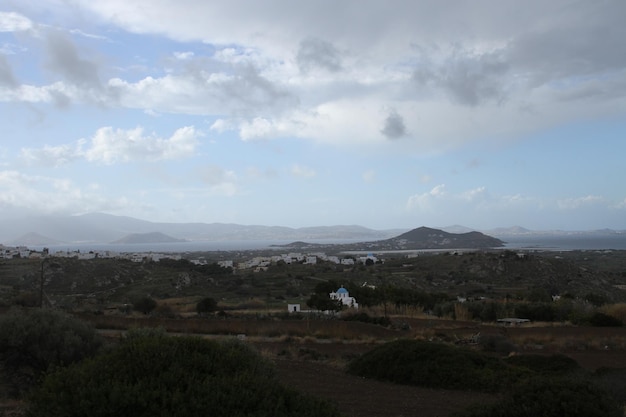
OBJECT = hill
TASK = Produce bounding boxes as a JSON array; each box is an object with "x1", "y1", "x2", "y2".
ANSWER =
[
  {"x1": 283, "y1": 226, "x2": 504, "y2": 251},
  {"x1": 111, "y1": 232, "x2": 187, "y2": 244},
  {"x1": 385, "y1": 226, "x2": 504, "y2": 249},
  {"x1": 0, "y1": 213, "x2": 401, "y2": 244}
]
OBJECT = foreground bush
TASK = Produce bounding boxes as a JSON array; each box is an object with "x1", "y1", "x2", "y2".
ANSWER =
[
  {"x1": 0, "y1": 308, "x2": 102, "y2": 397},
  {"x1": 27, "y1": 333, "x2": 341, "y2": 417},
  {"x1": 454, "y1": 377, "x2": 622, "y2": 417},
  {"x1": 347, "y1": 339, "x2": 528, "y2": 392}
]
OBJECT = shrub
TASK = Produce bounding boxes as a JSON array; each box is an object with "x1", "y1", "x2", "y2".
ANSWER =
[
  {"x1": 454, "y1": 377, "x2": 622, "y2": 417},
  {"x1": 132, "y1": 296, "x2": 157, "y2": 314},
  {"x1": 196, "y1": 297, "x2": 218, "y2": 315},
  {"x1": 347, "y1": 339, "x2": 529, "y2": 392},
  {"x1": 0, "y1": 308, "x2": 102, "y2": 397},
  {"x1": 600, "y1": 303, "x2": 626, "y2": 323},
  {"x1": 588, "y1": 312, "x2": 623, "y2": 327},
  {"x1": 27, "y1": 334, "x2": 341, "y2": 417}
]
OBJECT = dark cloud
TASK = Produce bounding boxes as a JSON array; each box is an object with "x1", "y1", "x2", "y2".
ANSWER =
[
  {"x1": 414, "y1": 49, "x2": 509, "y2": 107},
  {"x1": 508, "y1": 2, "x2": 626, "y2": 86},
  {"x1": 381, "y1": 110, "x2": 406, "y2": 139},
  {"x1": 215, "y1": 64, "x2": 298, "y2": 116},
  {"x1": 0, "y1": 54, "x2": 17, "y2": 87},
  {"x1": 412, "y1": 2, "x2": 626, "y2": 107},
  {"x1": 44, "y1": 30, "x2": 100, "y2": 88},
  {"x1": 297, "y1": 37, "x2": 342, "y2": 73}
]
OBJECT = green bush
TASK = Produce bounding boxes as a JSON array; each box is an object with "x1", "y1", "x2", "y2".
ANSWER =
[
  {"x1": 196, "y1": 297, "x2": 218, "y2": 314},
  {"x1": 132, "y1": 296, "x2": 157, "y2": 314},
  {"x1": 27, "y1": 334, "x2": 341, "y2": 417},
  {"x1": 0, "y1": 308, "x2": 102, "y2": 397},
  {"x1": 455, "y1": 377, "x2": 622, "y2": 417},
  {"x1": 347, "y1": 339, "x2": 529, "y2": 392}
]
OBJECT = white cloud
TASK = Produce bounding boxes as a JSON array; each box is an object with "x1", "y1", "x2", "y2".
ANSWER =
[
  {"x1": 557, "y1": 195, "x2": 604, "y2": 210},
  {"x1": 4, "y1": 1, "x2": 624, "y2": 153},
  {"x1": 461, "y1": 186, "x2": 488, "y2": 202},
  {"x1": 21, "y1": 126, "x2": 200, "y2": 166},
  {"x1": 21, "y1": 143, "x2": 81, "y2": 167},
  {"x1": 108, "y1": 65, "x2": 297, "y2": 117},
  {"x1": 85, "y1": 126, "x2": 200, "y2": 164},
  {"x1": 173, "y1": 51, "x2": 194, "y2": 60},
  {"x1": 406, "y1": 184, "x2": 447, "y2": 210},
  {"x1": 0, "y1": 12, "x2": 33, "y2": 32}
]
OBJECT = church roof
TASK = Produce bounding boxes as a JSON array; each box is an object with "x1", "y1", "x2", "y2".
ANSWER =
[{"x1": 336, "y1": 287, "x2": 348, "y2": 294}]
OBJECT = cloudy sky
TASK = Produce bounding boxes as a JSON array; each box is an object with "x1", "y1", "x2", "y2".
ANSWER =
[{"x1": 0, "y1": 1, "x2": 625, "y2": 231}]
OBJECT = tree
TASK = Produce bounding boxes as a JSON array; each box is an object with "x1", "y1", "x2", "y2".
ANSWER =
[
  {"x1": 196, "y1": 297, "x2": 218, "y2": 315},
  {"x1": 0, "y1": 308, "x2": 102, "y2": 397},
  {"x1": 306, "y1": 293, "x2": 342, "y2": 312},
  {"x1": 27, "y1": 334, "x2": 341, "y2": 417},
  {"x1": 133, "y1": 296, "x2": 157, "y2": 315}
]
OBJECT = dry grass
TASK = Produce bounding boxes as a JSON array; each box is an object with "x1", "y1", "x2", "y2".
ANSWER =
[{"x1": 601, "y1": 303, "x2": 626, "y2": 323}]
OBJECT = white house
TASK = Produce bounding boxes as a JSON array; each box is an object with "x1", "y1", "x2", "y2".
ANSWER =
[{"x1": 329, "y1": 286, "x2": 358, "y2": 309}]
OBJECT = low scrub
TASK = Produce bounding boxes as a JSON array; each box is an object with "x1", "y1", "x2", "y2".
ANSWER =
[
  {"x1": 27, "y1": 332, "x2": 341, "y2": 417},
  {"x1": 455, "y1": 376, "x2": 622, "y2": 417},
  {"x1": 0, "y1": 308, "x2": 102, "y2": 397},
  {"x1": 347, "y1": 339, "x2": 529, "y2": 392}
]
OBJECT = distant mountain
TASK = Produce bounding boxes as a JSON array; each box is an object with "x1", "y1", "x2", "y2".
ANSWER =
[
  {"x1": 440, "y1": 225, "x2": 476, "y2": 234},
  {"x1": 112, "y1": 232, "x2": 187, "y2": 244},
  {"x1": 0, "y1": 213, "x2": 401, "y2": 245},
  {"x1": 10, "y1": 232, "x2": 63, "y2": 246},
  {"x1": 380, "y1": 226, "x2": 504, "y2": 250},
  {"x1": 282, "y1": 226, "x2": 504, "y2": 251},
  {"x1": 0, "y1": 212, "x2": 622, "y2": 249}
]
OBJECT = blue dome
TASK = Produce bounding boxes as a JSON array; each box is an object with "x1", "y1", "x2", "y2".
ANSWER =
[{"x1": 336, "y1": 287, "x2": 348, "y2": 293}]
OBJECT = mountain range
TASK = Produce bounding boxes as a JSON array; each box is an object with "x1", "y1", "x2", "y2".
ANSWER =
[{"x1": 0, "y1": 212, "x2": 623, "y2": 247}]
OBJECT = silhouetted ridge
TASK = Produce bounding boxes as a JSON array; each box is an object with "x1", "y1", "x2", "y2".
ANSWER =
[{"x1": 386, "y1": 226, "x2": 503, "y2": 249}]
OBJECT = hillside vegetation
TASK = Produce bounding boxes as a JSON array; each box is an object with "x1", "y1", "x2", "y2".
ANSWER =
[
  {"x1": 27, "y1": 331, "x2": 341, "y2": 417},
  {"x1": 347, "y1": 339, "x2": 623, "y2": 417},
  {"x1": 1, "y1": 250, "x2": 625, "y2": 320}
]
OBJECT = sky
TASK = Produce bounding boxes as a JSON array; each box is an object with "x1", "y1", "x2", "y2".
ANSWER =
[{"x1": 0, "y1": 1, "x2": 625, "y2": 231}]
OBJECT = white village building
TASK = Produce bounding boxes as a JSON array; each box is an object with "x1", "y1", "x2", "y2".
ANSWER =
[{"x1": 329, "y1": 286, "x2": 359, "y2": 309}]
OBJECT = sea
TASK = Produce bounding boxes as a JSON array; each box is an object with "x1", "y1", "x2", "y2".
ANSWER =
[
  {"x1": 29, "y1": 234, "x2": 626, "y2": 254},
  {"x1": 499, "y1": 234, "x2": 626, "y2": 251}
]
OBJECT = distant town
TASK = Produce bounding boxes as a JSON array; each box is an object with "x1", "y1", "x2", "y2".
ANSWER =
[{"x1": 0, "y1": 243, "x2": 381, "y2": 272}]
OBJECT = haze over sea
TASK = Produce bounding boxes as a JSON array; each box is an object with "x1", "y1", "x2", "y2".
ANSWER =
[{"x1": 31, "y1": 234, "x2": 626, "y2": 254}]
